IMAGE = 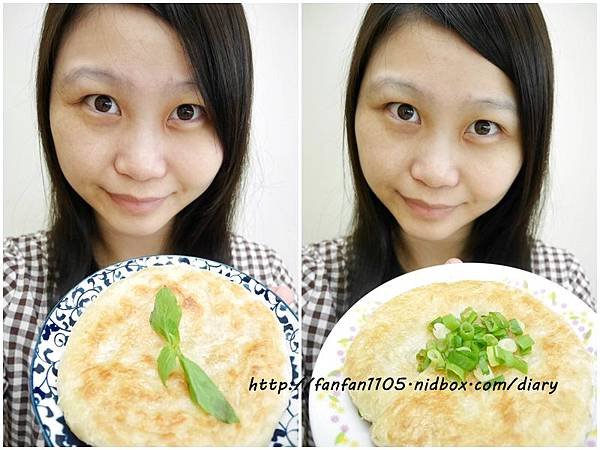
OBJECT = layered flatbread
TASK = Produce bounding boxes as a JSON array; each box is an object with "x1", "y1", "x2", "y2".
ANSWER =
[
  {"x1": 344, "y1": 281, "x2": 593, "y2": 446},
  {"x1": 58, "y1": 265, "x2": 290, "y2": 446}
]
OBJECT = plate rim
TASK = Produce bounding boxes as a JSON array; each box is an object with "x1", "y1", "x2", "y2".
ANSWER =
[
  {"x1": 29, "y1": 254, "x2": 299, "y2": 447},
  {"x1": 309, "y1": 262, "x2": 596, "y2": 446}
]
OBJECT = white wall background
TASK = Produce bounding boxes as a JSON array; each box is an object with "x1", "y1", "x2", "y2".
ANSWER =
[
  {"x1": 302, "y1": 3, "x2": 597, "y2": 298},
  {"x1": 3, "y1": 4, "x2": 299, "y2": 280}
]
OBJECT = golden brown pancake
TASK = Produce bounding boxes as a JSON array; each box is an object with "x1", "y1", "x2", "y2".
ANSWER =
[
  {"x1": 57, "y1": 265, "x2": 290, "y2": 446},
  {"x1": 344, "y1": 281, "x2": 593, "y2": 446}
]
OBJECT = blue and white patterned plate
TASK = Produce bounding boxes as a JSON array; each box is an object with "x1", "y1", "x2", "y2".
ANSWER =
[{"x1": 30, "y1": 255, "x2": 300, "y2": 447}]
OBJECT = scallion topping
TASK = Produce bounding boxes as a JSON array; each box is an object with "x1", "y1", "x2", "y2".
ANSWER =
[
  {"x1": 433, "y1": 322, "x2": 451, "y2": 339},
  {"x1": 508, "y1": 318, "x2": 524, "y2": 335},
  {"x1": 460, "y1": 307, "x2": 478, "y2": 323},
  {"x1": 516, "y1": 334, "x2": 534, "y2": 352},
  {"x1": 442, "y1": 314, "x2": 461, "y2": 331},
  {"x1": 483, "y1": 334, "x2": 498, "y2": 346},
  {"x1": 427, "y1": 349, "x2": 444, "y2": 368},
  {"x1": 416, "y1": 307, "x2": 534, "y2": 380},
  {"x1": 498, "y1": 338, "x2": 517, "y2": 353},
  {"x1": 459, "y1": 322, "x2": 475, "y2": 340}
]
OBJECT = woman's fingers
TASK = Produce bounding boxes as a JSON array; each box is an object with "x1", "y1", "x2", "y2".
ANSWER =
[
  {"x1": 270, "y1": 285, "x2": 295, "y2": 306},
  {"x1": 445, "y1": 258, "x2": 463, "y2": 264}
]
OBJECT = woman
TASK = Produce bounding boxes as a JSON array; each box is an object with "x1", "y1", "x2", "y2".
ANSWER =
[
  {"x1": 4, "y1": 4, "x2": 294, "y2": 446},
  {"x1": 302, "y1": 3, "x2": 594, "y2": 445}
]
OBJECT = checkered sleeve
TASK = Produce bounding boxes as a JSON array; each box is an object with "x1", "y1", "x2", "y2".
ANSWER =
[
  {"x1": 268, "y1": 247, "x2": 297, "y2": 309},
  {"x1": 230, "y1": 234, "x2": 297, "y2": 313},
  {"x1": 3, "y1": 238, "x2": 20, "y2": 446},
  {"x1": 3, "y1": 232, "x2": 50, "y2": 447},
  {"x1": 301, "y1": 238, "x2": 348, "y2": 446},
  {"x1": 530, "y1": 240, "x2": 595, "y2": 311},
  {"x1": 301, "y1": 244, "x2": 339, "y2": 380}
]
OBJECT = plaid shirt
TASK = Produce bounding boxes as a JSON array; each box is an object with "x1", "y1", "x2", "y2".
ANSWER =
[
  {"x1": 3, "y1": 230, "x2": 295, "y2": 447},
  {"x1": 301, "y1": 237, "x2": 595, "y2": 446}
]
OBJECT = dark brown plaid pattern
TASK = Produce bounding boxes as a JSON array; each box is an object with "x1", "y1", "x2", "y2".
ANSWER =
[
  {"x1": 3, "y1": 230, "x2": 295, "y2": 447},
  {"x1": 301, "y1": 237, "x2": 595, "y2": 446}
]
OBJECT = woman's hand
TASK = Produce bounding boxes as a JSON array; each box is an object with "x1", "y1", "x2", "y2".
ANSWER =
[
  {"x1": 445, "y1": 258, "x2": 463, "y2": 264},
  {"x1": 270, "y1": 285, "x2": 295, "y2": 306}
]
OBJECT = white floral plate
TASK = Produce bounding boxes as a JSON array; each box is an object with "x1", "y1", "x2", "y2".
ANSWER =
[
  {"x1": 309, "y1": 263, "x2": 596, "y2": 446},
  {"x1": 30, "y1": 255, "x2": 300, "y2": 447}
]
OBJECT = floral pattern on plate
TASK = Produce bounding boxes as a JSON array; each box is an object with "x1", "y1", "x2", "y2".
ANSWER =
[{"x1": 309, "y1": 263, "x2": 596, "y2": 447}]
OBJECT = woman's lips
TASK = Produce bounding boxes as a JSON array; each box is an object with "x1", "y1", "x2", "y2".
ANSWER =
[
  {"x1": 401, "y1": 195, "x2": 459, "y2": 220},
  {"x1": 108, "y1": 192, "x2": 169, "y2": 214}
]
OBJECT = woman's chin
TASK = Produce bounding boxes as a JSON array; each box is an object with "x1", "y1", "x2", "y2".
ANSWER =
[
  {"x1": 102, "y1": 216, "x2": 174, "y2": 241},
  {"x1": 398, "y1": 220, "x2": 469, "y2": 243}
]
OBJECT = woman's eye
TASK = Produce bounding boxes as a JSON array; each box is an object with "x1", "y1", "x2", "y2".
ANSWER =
[
  {"x1": 387, "y1": 103, "x2": 421, "y2": 124},
  {"x1": 467, "y1": 120, "x2": 501, "y2": 136},
  {"x1": 84, "y1": 95, "x2": 120, "y2": 115},
  {"x1": 169, "y1": 104, "x2": 205, "y2": 122}
]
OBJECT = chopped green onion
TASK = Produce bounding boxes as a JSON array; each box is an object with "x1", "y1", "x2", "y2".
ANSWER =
[
  {"x1": 511, "y1": 355, "x2": 528, "y2": 374},
  {"x1": 416, "y1": 308, "x2": 533, "y2": 380},
  {"x1": 428, "y1": 316, "x2": 444, "y2": 331},
  {"x1": 478, "y1": 357, "x2": 490, "y2": 375},
  {"x1": 492, "y1": 328, "x2": 508, "y2": 339},
  {"x1": 473, "y1": 324, "x2": 486, "y2": 335},
  {"x1": 498, "y1": 338, "x2": 517, "y2": 353},
  {"x1": 452, "y1": 335, "x2": 461, "y2": 347},
  {"x1": 460, "y1": 307, "x2": 478, "y2": 323},
  {"x1": 435, "y1": 339, "x2": 448, "y2": 352},
  {"x1": 468, "y1": 341, "x2": 481, "y2": 355},
  {"x1": 442, "y1": 314, "x2": 461, "y2": 331},
  {"x1": 446, "y1": 362, "x2": 465, "y2": 381},
  {"x1": 416, "y1": 349, "x2": 431, "y2": 372},
  {"x1": 483, "y1": 316, "x2": 498, "y2": 332},
  {"x1": 508, "y1": 318, "x2": 523, "y2": 335},
  {"x1": 474, "y1": 365, "x2": 495, "y2": 382},
  {"x1": 487, "y1": 346, "x2": 500, "y2": 367},
  {"x1": 488, "y1": 374, "x2": 506, "y2": 384},
  {"x1": 433, "y1": 323, "x2": 451, "y2": 339},
  {"x1": 516, "y1": 334, "x2": 534, "y2": 352},
  {"x1": 459, "y1": 322, "x2": 475, "y2": 340},
  {"x1": 496, "y1": 347, "x2": 514, "y2": 367},
  {"x1": 491, "y1": 312, "x2": 509, "y2": 329},
  {"x1": 455, "y1": 346, "x2": 471, "y2": 353},
  {"x1": 483, "y1": 334, "x2": 498, "y2": 346},
  {"x1": 447, "y1": 350, "x2": 477, "y2": 371},
  {"x1": 427, "y1": 349, "x2": 444, "y2": 368},
  {"x1": 520, "y1": 347, "x2": 532, "y2": 356},
  {"x1": 458, "y1": 348, "x2": 479, "y2": 365}
]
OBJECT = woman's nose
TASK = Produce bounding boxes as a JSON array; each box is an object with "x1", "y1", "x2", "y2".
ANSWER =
[
  {"x1": 409, "y1": 132, "x2": 460, "y2": 189},
  {"x1": 114, "y1": 124, "x2": 167, "y2": 181}
]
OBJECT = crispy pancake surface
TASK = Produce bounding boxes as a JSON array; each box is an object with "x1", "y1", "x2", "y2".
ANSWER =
[
  {"x1": 344, "y1": 281, "x2": 593, "y2": 446},
  {"x1": 57, "y1": 265, "x2": 290, "y2": 446}
]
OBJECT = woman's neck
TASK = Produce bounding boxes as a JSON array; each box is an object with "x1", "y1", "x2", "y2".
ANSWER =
[
  {"x1": 92, "y1": 219, "x2": 172, "y2": 269},
  {"x1": 395, "y1": 228, "x2": 470, "y2": 272}
]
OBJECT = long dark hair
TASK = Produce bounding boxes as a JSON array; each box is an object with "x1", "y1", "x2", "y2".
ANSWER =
[
  {"x1": 341, "y1": 4, "x2": 553, "y2": 318},
  {"x1": 37, "y1": 4, "x2": 253, "y2": 304}
]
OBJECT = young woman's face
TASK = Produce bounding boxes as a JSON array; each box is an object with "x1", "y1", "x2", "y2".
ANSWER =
[
  {"x1": 355, "y1": 19, "x2": 523, "y2": 244},
  {"x1": 50, "y1": 5, "x2": 223, "y2": 239}
]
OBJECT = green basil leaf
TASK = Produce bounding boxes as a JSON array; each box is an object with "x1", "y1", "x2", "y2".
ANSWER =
[
  {"x1": 150, "y1": 286, "x2": 181, "y2": 346},
  {"x1": 157, "y1": 345, "x2": 178, "y2": 386},
  {"x1": 178, "y1": 354, "x2": 239, "y2": 424}
]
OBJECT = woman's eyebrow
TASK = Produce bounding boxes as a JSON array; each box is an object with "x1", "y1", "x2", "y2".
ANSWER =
[
  {"x1": 60, "y1": 66, "x2": 132, "y2": 88},
  {"x1": 59, "y1": 66, "x2": 198, "y2": 94},
  {"x1": 365, "y1": 76, "x2": 423, "y2": 96},
  {"x1": 365, "y1": 75, "x2": 517, "y2": 113},
  {"x1": 469, "y1": 97, "x2": 517, "y2": 113}
]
